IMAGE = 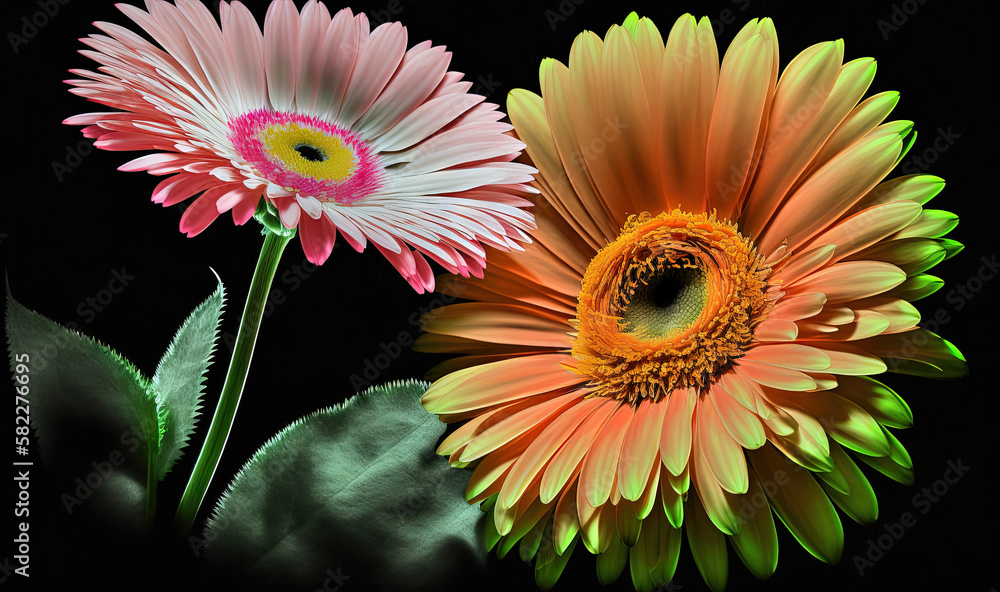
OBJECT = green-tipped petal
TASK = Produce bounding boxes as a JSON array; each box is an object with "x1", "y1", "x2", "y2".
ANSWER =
[
  {"x1": 938, "y1": 238, "x2": 964, "y2": 260},
  {"x1": 862, "y1": 330, "x2": 968, "y2": 378},
  {"x1": 895, "y1": 209, "x2": 960, "y2": 239},
  {"x1": 899, "y1": 242, "x2": 947, "y2": 276},
  {"x1": 483, "y1": 497, "x2": 502, "y2": 552},
  {"x1": 617, "y1": 501, "x2": 643, "y2": 547},
  {"x1": 749, "y1": 444, "x2": 844, "y2": 565},
  {"x1": 855, "y1": 174, "x2": 946, "y2": 213},
  {"x1": 661, "y1": 474, "x2": 685, "y2": 528},
  {"x1": 886, "y1": 274, "x2": 944, "y2": 301},
  {"x1": 519, "y1": 517, "x2": 546, "y2": 562},
  {"x1": 833, "y1": 376, "x2": 913, "y2": 429},
  {"x1": 782, "y1": 390, "x2": 890, "y2": 457},
  {"x1": 650, "y1": 516, "x2": 683, "y2": 587},
  {"x1": 820, "y1": 443, "x2": 879, "y2": 524},
  {"x1": 686, "y1": 495, "x2": 729, "y2": 592},
  {"x1": 497, "y1": 501, "x2": 550, "y2": 559},
  {"x1": 882, "y1": 427, "x2": 913, "y2": 469},
  {"x1": 535, "y1": 536, "x2": 578, "y2": 591},
  {"x1": 641, "y1": 510, "x2": 662, "y2": 570},
  {"x1": 629, "y1": 530, "x2": 657, "y2": 592},
  {"x1": 815, "y1": 457, "x2": 852, "y2": 495},
  {"x1": 813, "y1": 91, "x2": 900, "y2": 173},
  {"x1": 597, "y1": 538, "x2": 629, "y2": 585},
  {"x1": 621, "y1": 11, "x2": 640, "y2": 35},
  {"x1": 854, "y1": 237, "x2": 945, "y2": 276},
  {"x1": 894, "y1": 128, "x2": 918, "y2": 165},
  {"x1": 766, "y1": 406, "x2": 835, "y2": 473},
  {"x1": 553, "y1": 484, "x2": 581, "y2": 555},
  {"x1": 855, "y1": 451, "x2": 914, "y2": 485},
  {"x1": 634, "y1": 471, "x2": 661, "y2": 521},
  {"x1": 730, "y1": 477, "x2": 779, "y2": 579}
]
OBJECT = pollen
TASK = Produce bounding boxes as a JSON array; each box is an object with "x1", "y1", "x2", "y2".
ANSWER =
[
  {"x1": 262, "y1": 123, "x2": 356, "y2": 182},
  {"x1": 227, "y1": 109, "x2": 383, "y2": 204},
  {"x1": 571, "y1": 210, "x2": 777, "y2": 403}
]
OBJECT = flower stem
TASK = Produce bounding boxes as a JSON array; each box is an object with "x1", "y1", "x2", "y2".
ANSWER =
[
  {"x1": 147, "y1": 437, "x2": 158, "y2": 529},
  {"x1": 174, "y1": 229, "x2": 291, "y2": 536}
]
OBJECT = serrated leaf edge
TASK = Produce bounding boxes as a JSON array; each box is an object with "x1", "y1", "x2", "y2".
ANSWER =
[
  {"x1": 203, "y1": 378, "x2": 431, "y2": 537},
  {"x1": 152, "y1": 276, "x2": 227, "y2": 478}
]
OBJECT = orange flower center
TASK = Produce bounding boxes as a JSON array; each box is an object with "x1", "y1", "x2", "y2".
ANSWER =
[{"x1": 571, "y1": 210, "x2": 775, "y2": 403}]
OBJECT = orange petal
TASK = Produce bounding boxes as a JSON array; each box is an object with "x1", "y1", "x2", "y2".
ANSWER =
[
  {"x1": 705, "y1": 21, "x2": 777, "y2": 220},
  {"x1": 789, "y1": 261, "x2": 905, "y2": 302},
  {"x1": 660, "y1": 387, "x2": 697, "y2": 476},
  {"x1": 422, "y1": 353, "x2": 579, "y2": 414},
  {"x1": 422, "y1": 302, "x2": 572, "y2": 348},
  {"x1": 711, "y1": 386, "x2": 767, "y2": 449},
  {"x1": 580, "y1": 403, "x2": 634, "y2": 507},
  {"x1": 660, "y1": 14, "x2": 719, "y2": 212},
  {"x1": 459, "y1": 391, "x2": 583, "y2": 462},
  {"x1": 696, "y1": 401, "x2": 750, "y2": 496},
  {"x1": 540, "y1": 399, "x2": 618, "y2": 503},
  {"x1": 736, "y1": 359, "x2": 817, "y2": 391},
  {"x1": 618, "y1": 398, "x2": 669, "y2": 501},
  {"x1": 757, "y1": 123, "x2": 906, "y2": 253},
  {"x1": 498, "y1": 397, "x2": 605, "y2": 512}
]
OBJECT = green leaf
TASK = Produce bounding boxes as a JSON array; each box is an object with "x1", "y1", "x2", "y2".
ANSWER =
[
  {"x1": 5, "y1": 285, "x2": 162, "y2": 529},
  {"x1": 204, "y1": 380, "x2": 484, "y2": 588},
  {"x1": 152, "y1": 276, "x2": 225, "y2": 479}
]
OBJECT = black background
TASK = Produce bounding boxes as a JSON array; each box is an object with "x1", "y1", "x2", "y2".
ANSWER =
[{"x1": 1, "y1": 0, "x2": 996, "y2": 591}]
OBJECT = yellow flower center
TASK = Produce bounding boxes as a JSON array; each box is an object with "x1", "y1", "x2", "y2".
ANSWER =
[
  {"x1": 572, "y1": 210, "x2": 774, "y2": 403},
  {"x1": 261, "y1": 123, "x2": 356, "y2": 182}
]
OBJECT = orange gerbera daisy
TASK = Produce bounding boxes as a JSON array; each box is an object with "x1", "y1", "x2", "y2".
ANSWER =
[{"x1": 416, "y1": 12, "x2": 966, "y2": 591}]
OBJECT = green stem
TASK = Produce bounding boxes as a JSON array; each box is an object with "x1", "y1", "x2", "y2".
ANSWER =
[
  {"x1": 146, "y1": 437, "x2": 158, "y2": 529},
  {"x1": 174, "y1": 229, "x2": 291, "y2": 536}
]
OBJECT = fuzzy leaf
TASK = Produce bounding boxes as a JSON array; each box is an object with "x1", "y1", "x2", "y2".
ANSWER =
[
  {"x1": 152, "y1": 277, "x2": 225, "y2": 478},
  {"x1": 204, "y1": 380, "x2": 483, "y2": 588},
  {"x1": 5, "y1": 286, "x2": 161, "y2": 529}
]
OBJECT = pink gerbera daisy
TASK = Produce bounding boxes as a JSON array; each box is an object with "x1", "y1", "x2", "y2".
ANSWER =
[
  {"x1": 64, "y1": 0, "x2": 536, "y2": 292},
  {"x1": 417, "y1": 12, "x2": 966, "y2": 591}
]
